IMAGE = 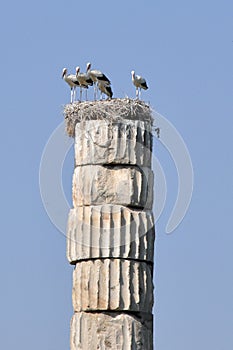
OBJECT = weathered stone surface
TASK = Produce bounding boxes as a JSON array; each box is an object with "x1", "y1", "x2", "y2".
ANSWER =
[
  {"x1": 72, "y1": 165, "x2": 153, "y2": 209},
  {"x1": 70, "y1": 312, "x2": 153, "y2": 350},
  {"x1": 74, "y1": 120, "x2": 152, "y2": 167},
  {"x1": 72, "y1": 259, "x2": 153, "y2": 313},
  {"x1": 67, "y1": 205, "x2": 155, "y2": 263}
]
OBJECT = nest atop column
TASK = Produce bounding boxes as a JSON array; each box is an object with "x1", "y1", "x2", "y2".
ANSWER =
[{"x1": 63, "y1": 98, "x2": 154, "y2": 137}]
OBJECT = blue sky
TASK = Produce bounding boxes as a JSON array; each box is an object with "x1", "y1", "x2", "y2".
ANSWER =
[{"x1": 0, "y1": 0, "x2": 233, "y2": 349}]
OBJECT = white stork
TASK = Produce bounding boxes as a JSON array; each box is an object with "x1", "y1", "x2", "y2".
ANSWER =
[
  {"x1": 75, "y1": 66, "x2": 93, "y2": 101},
  {"x1": 86, "y1": 62, "x2": 111, "y2": 100},
  {"x1": 62, "y1": 68, "x2": 79, "y2": 103},
  {"x1": 131, "y1": 70, "x2": 148, "y2": 99},
  {"x1": 98, "y1": 81, "x2": 113, "y2": 100}
]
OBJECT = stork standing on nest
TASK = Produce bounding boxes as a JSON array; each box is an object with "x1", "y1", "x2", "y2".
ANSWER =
[
  {"x1": 62, "y1": 68, "x2": 80, "y2": 103},
  {"x1": 76, "y1": 66, "x2": 93, "y2": 101},
  {"x1": 131, "y1": 70, "x2": 148, "y2": 99},
  {"x1": 86, "y1": 62, "x2": 111, "y2": 100},
  {"x1": 98, "y1": 81, "x2": 113, "y2": 100}
]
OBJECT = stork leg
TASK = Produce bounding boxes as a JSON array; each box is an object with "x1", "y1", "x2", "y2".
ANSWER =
[
  {"x1": 80, "y1": 87, "x2": 82, "y2": 101},
  {"x1": 73, "y1": 88, "x2": 76, "y2": 102},
  {"x1": 94, "y1": 84, "x2": 97, "y2": 100},
  {"x1": 136, "y1": 87, "x2": 139, "y2": 99},
  {"x1": 86, "y1": 88, "x2": 88, "y2": 101},
  {"x1": 70, "y1": 88, "x2": 73, "y2": 103},
  {"x1": 139, "y1": 88, "x2": 141, "y2": 100}
]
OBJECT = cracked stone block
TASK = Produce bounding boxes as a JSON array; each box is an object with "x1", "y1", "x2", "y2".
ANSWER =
[
  {"x1": 72, "y1": 259, "x2": 153, "y2": 313},
  {"x1": 70, "y1": 311, "x2": 153, "y2": 350},
  {"x1": 66, "y1": 205, "x2": 155, "y2": 263},
  {"x1": 74, "y1": 120, "x2": 152, "y2": 167},
  {"x1": 72, "y1": 165, "x2": 153, "y2": 209}
]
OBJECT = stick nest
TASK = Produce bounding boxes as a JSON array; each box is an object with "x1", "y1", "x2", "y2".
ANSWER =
[{"x1": 63, "y1": 98, "x2": 154, "y2": 137}]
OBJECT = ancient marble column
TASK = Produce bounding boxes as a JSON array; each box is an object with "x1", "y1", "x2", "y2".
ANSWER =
[{"x1": 64, "y1": 99, "x2": 155, "y2": 349}]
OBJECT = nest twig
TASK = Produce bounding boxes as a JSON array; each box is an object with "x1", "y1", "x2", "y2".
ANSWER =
[{"x1": 63, "y1": 98, "x2": 154, "y2": 137}]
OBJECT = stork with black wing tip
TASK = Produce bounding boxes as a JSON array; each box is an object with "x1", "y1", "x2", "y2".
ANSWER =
[
  {"x1": 131, "y1": 70, "x2": 148, "y2": 99},
  {"x1": 62, "y1": 68, "x2": 80, "y2": 103},
  {"x1": 75, "y1": 66, "x2": 93, "y2": 101},
  {"x1": 86, "y1": 62, "x2": 111, "y2": 100},
  {"x1": 98, "y1": 81, "x2": 113, "y2": 100}
]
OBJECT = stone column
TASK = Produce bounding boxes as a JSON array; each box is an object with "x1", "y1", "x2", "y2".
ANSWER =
[{"x1": 64, "y1": 99, "x2": 155, "y2": 349}]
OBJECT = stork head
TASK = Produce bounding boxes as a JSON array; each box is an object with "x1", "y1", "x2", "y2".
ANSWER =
[
  {"x1": 86, "y1": 62, "x2": 91, "y2": 72},
  {"x1": 131, "y1": 70, "x2": 135, "y2": 78},
  {"x1": 62, "y1": 68, "x2": 67, "y2": 78}
]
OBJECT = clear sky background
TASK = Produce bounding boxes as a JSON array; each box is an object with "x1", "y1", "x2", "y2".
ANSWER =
[{"x1": 0, "y1": 1, "x2": 233, "y2": 349}]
